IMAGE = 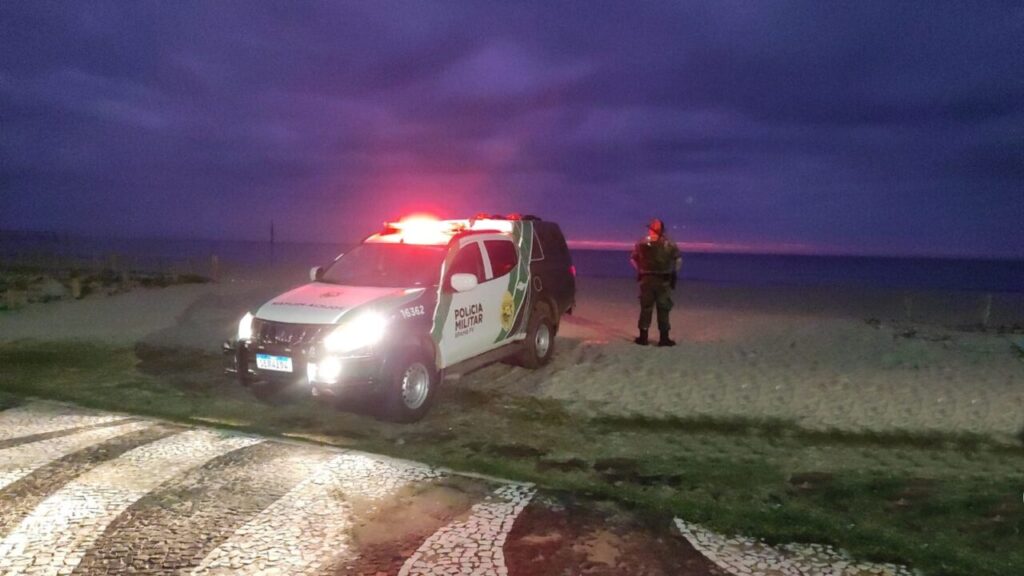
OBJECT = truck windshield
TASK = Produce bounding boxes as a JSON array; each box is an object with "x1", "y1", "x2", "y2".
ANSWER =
[{"x1": 321, "y1": 243, "x2": 446, "y2": 288}]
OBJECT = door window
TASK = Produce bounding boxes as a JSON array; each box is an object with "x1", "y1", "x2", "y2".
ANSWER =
[
  {"x1": 484, "y1": 240, "x2": 518, "y2": 278},
  {"x1": 447, "y1": 242, "x2": 484, "y2": 289}
]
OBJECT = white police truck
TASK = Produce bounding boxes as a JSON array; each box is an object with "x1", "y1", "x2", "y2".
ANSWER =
[{"x1": 225, "y1": 214, "x2": 576, "y2": 422}]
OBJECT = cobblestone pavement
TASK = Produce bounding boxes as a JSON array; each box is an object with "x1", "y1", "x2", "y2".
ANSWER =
[
  {"x1": 0, "y1": 403, "x2": 533, "y2": 576},
  {"x1": 74, "y1": 441, "x2": 333, "y2": 575},
  {"x1": 399, "y1": 484, "x2": 534, "y2": 576},
  {"x1": 0, "y1": 405, "x2": 130, "y2": 446},
  {"x1": 0, "y1": 425, "x2": 179, "y2": 539},
  {"x1": 674, "y1": 519, "x2": 913, "y2": 576},
  {"x1": 191, "y1": 453, "x2": 443, "y2": 576},
  {"x1": 0, "y1": 429, "x2": 260, "y2": 575},
  {"x1": 0, "y1": 402, "x2": 911, "y2": 575},
  {"x1": 0, "y1": 421, "x2": 152, "y2": 491}
]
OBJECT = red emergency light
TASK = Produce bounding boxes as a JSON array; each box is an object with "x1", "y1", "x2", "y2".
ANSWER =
[{"x1": 378, "y1": 214, "x2": 464, "y2": 245}]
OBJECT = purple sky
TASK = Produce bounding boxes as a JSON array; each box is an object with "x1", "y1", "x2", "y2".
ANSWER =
[{"x1": 1, "y1": 1, "x2": 1022, "y2": 257}]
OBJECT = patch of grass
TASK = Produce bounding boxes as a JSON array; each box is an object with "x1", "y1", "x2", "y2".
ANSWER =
[
  {"x1": 0, "y1": 391, "x2": 22, "y2": 410},
  {"x1": 136, "y1": 274, "x2": 174, "y2": 288},
  {"x1": 1, "y1": 340, "x2": 1021, "y2": 576},
  {"x1": 0, "y1": 266, "x2": 211, "y2": 299},
  {"x1": 135, "y1": 273, "x2": 210, "y2": 287},
  {"x1": 1015, "y1": 338, "x2": 1024, "y2": 360},
  {"x1": 0, "y1": 341, "x2": 374, "y2": 444},
  {"x1": 592, "y1": 412, "x2": 1018, "y2": 453},
  {"x1": 176, "y1": 273, "x2": 210, "y2": 284},
  {"x1": 592, "y1": 413, "x2": 798, "y2": 436}
]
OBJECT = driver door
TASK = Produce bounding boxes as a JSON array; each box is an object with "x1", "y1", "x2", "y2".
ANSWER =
[{"x1": 436, "y1": 237, "x2": 505, "y2": 367}]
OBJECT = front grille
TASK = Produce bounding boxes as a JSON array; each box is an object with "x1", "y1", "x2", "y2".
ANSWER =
[{"x1": 253, "y1": 319, "x2": 329, "y2": 347}]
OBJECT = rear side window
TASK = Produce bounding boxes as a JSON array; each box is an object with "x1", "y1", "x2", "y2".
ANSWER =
[
  {"x1": 535, "y1": 224, "x2": 569, "y2": 262},
  {"x1": 447, "y1": 242, "x2": 485, "y2": 287},
  {"x1": 484, "y1": 240, "x2": 518, "y2": 278},
  {"x1": 530, "y1": 229, "x2": 545, "y2": 262}
]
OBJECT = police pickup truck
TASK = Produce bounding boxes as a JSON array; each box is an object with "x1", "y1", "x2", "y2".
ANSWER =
[{"x1": 225, "y1": 214, "x2": 576, "y2": 422}]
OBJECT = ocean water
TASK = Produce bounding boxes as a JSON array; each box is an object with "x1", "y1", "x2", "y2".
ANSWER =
[
  {"x1": 2, "y1": 232, "x2": 1022, "y2": 294},
  {"x1": 572, "y1": 250, "x2": 1024, "y2": 293}
]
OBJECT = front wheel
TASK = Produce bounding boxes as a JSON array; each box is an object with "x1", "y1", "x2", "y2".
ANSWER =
[
  {"x1": 384, "y1": 349, "x2": 438, "y2": 423},
  {"x1": 518, "y1": 305, "x2": 556, "y2": 368}
]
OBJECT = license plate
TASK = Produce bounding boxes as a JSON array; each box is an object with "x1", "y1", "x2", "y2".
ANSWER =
[{"x1": 256, "y1": 354, "x2": 293, "y2": 373}]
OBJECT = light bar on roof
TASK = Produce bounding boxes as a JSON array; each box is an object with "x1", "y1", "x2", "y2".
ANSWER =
[
  {"x1": 468, "y1": 219, "x2": 514, "y2": 232},
  {"x1": 371, "y1": 213, "x2": 523, "y2": 245},
  {"x1": 378, "y1": 215, "x2": 465, "y2": 245}
]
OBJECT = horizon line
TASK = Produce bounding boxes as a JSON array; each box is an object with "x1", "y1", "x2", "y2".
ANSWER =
[{"x1": 0, "y1": 227, "x2": 1020, "y2": 262}]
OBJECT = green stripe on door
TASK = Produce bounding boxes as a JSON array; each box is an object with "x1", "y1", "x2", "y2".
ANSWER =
[{"x1": 495, "y1": 221, "x2": 533, "y2": 342}]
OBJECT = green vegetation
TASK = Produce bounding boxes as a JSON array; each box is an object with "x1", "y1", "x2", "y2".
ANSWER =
[
  {"x1": 0, "y1": 265, "x2": 209, "y2": 310},
  {"x1": 0, "y1": 340, "x2": 1021, "y2": 576}
]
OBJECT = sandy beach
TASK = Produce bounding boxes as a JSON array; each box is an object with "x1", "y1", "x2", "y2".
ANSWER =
[
  {"x1": 506, "y1": 279, "x2": 1024, "y2": 439},
  {"x1": 2, "y1": 267, "x2": 1022, "y2": 440}
]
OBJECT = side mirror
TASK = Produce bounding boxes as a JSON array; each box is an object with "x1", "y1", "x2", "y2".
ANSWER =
[
  {"x1": 310, "y1": 266, "x2": 325, "y2": 282},
  {"x1": 450, "y1": 273, "x2": 478, "y2": 293}
]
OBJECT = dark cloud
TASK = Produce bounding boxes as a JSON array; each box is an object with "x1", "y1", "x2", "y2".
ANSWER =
[{"x1": 0, "y1": 0, "x2": 1021, "y2": 257}]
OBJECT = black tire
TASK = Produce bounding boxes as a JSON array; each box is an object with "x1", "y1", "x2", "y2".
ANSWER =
[
  {"x1": 384, "y1": 349, "x2": 438, "y2": 423},
  {"x1": 519, "y1": 305, "x2": 556, "y2": 368}
]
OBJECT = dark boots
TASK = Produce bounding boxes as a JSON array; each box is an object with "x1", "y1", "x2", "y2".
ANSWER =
[
  {"x1": 634, "y1": 327, "x2": 675, "y2": 344},
  {"x1": 637, "y1": 329, "x2": 676, "y2": 346}
]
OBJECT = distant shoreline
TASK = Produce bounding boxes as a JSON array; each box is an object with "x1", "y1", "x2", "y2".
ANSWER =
[
  {"x1": 2, "y1": 229, "x2": 1021, "y2": 262},
  {"x1": 2, "y1": 231, "x2": 1022, "y2": 294}
]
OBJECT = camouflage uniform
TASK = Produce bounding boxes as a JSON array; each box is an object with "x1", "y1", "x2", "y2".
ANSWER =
[{"x1": 630, "y1": 233, "x2": 681, "y2": 343}]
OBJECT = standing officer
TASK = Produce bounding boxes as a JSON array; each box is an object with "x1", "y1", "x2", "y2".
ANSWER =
[{"x1": 630, "y1": 218, "x2": 682, "y2": 346}]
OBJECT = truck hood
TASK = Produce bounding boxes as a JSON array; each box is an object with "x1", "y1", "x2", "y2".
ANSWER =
[{"x1": 255, "y1": 283, "x2": 414, "y2": 325}]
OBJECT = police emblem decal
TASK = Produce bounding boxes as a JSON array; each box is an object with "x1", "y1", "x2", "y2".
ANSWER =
[{"x1": 500, "y1": 291, "x2": 515, "y2": 332}]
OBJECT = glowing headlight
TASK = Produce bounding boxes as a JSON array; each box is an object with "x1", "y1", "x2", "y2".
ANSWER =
[
  {"x1": 323, "y1": 312, "x2": 387, "y2": 353},
  {"x1": 317, "y1": 356, "x2": 343, "y2": 383},
  {"x1": 237, "y1": 312, "x2": 254, "y2": 341}
]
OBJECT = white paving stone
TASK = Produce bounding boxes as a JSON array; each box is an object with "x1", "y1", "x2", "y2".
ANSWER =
[
  {"x1": 674, "y1": 518, "x2": 913, "y2": 576},
  {"x1": 0, "y1": 403, "x2": 128, "y2": 441},
  {"x1": 0, "y1": 429, "x2": 260, "y2": 576},
  {"x1": 192, "y1": 451, "x2": 442, "y2": 576},
  {"x1": 0, "y1": 420, "x2": 153, "y2": 491},
  {"x1": 398, "y1": 483, "x2": 534, "y2": 576}
]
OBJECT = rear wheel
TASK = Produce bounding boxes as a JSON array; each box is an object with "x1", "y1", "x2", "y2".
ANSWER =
[
  {"x1": 384, "y1": 349, "x2": 438, "y2": 422},
  {"x1": 519, "y1": 305, "x2": 556, "y2": 368}
]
